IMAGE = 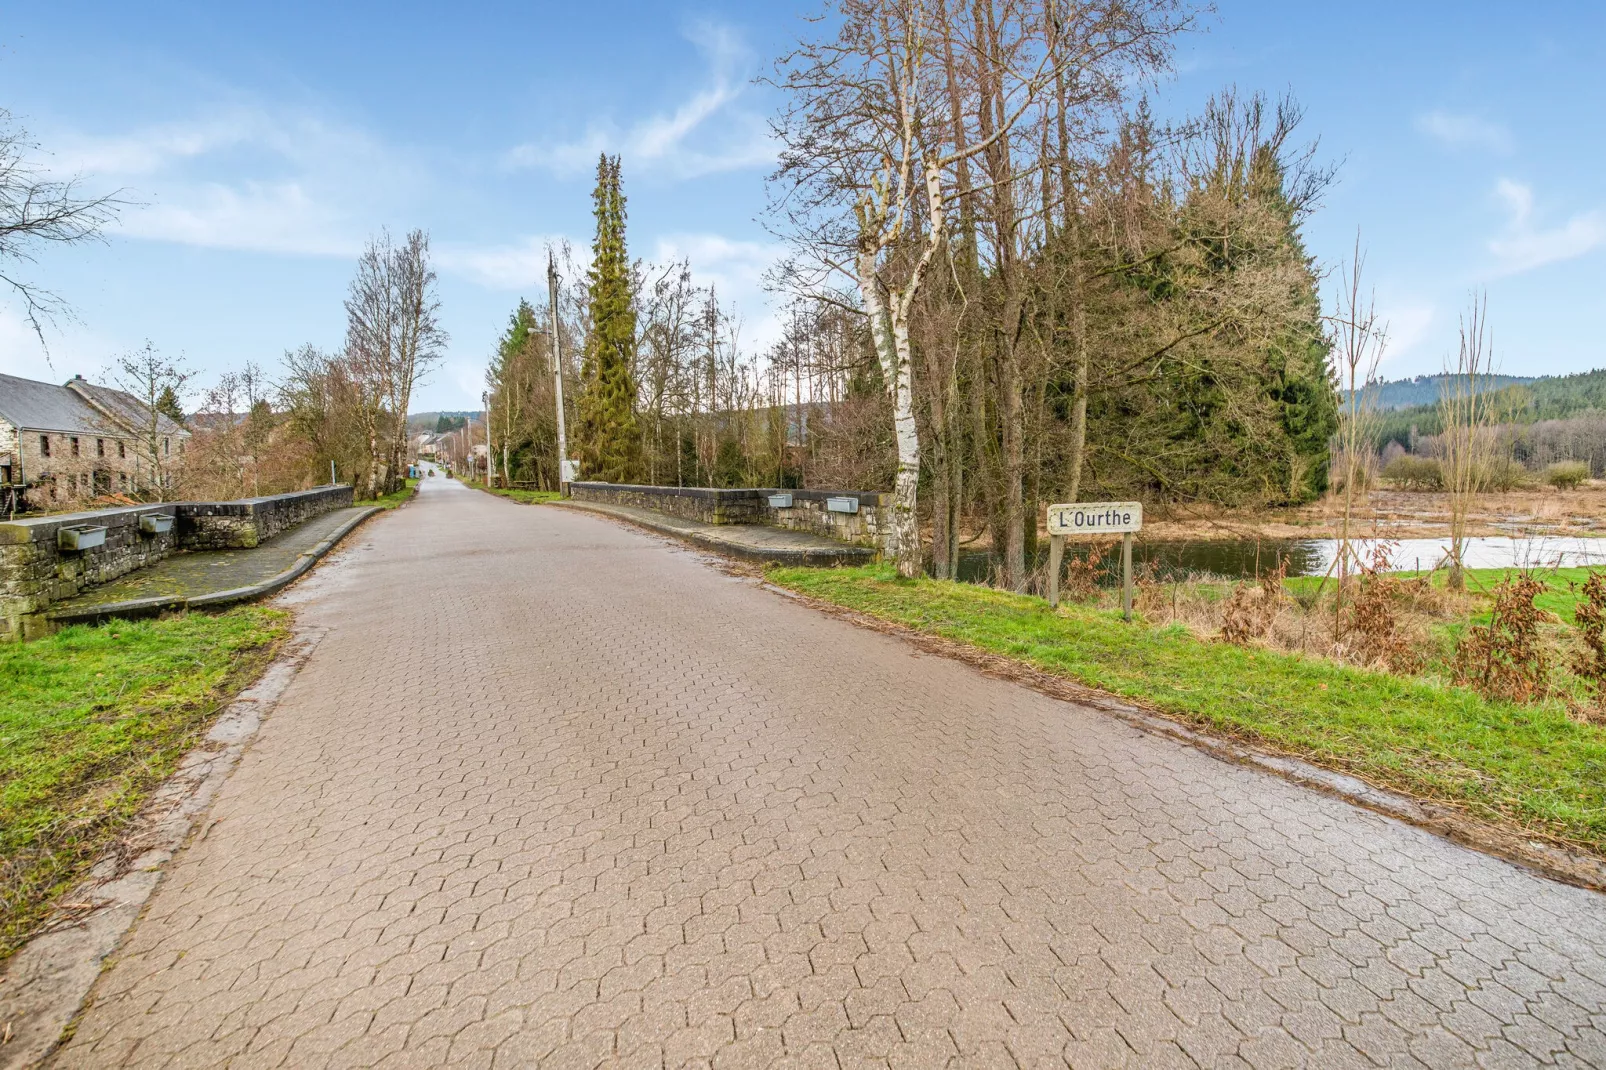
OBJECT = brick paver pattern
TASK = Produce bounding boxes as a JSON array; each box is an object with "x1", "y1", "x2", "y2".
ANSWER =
[{"x1": 54, "y1": 476, "x2": 1606, "y2": 1068}]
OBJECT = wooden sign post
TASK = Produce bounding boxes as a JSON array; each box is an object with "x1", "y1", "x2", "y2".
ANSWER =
[{"x1": 1045, "y1": 501, "x2": 1143, "y2": 621}]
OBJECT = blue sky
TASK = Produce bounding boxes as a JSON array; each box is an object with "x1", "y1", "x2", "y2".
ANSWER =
[{"x1": 1, "y1": 1, "x2": 1602, "y2": 411}]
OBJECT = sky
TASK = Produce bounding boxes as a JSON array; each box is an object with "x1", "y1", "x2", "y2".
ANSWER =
[{"x1": 1, "y1": 1, "x2": 1602, "y2": 412}]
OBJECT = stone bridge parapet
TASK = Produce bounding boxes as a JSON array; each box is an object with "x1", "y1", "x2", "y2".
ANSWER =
[
  {"x1": 567, "y1": 482, "x2": 892, "y2": 557},
  {"x1": 0, "y1": 485, "x2": 354, "y2": 640}
]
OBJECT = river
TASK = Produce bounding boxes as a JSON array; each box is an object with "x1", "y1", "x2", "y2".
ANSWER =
[{"x1": 957, "y1": 533, "x2": 1606, "y2": 583}]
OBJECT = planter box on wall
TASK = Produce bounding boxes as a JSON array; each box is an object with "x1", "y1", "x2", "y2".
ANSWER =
[{"x1": 57, "y1": 525, "x2": 108, "y2": 551}]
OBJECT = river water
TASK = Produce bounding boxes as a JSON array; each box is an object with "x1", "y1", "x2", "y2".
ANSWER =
[{"x1": 957, "y1": 534, "x2": 1606, "y2": 584}]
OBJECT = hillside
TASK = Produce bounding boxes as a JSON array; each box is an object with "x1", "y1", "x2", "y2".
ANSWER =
[
  {"x1": 407, "y1": 410, "x2": 477, "y2": 434},
  {"x1": 1365, "y1": 374, "x2": 1536, "y2": 410},
  {"x1": 1372, "y1": 367, "x2": 1606, "y2": 447}
]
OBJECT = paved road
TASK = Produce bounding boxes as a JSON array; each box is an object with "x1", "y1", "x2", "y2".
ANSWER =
[{"x1": 54, "y1": 476, "x2": 1606, "y2": 1068}]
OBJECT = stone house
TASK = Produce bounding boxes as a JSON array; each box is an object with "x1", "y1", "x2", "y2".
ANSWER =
[{"x1": 0, "y1": 372, "x2": 189, "y2": 513}]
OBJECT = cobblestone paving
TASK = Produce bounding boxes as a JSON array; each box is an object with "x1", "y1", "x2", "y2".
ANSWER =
[{"x1": 52, "y1": 476, "x2": 1606, "y2": 1068}]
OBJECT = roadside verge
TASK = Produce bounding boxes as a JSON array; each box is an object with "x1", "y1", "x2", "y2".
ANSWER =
[{"x1": 765, "y1": 566, "x2": 1606, "y2": 894}]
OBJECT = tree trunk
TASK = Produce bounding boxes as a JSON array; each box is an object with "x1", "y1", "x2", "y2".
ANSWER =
[{"x1": 858, "y1": 247, "x2": 922, "y2": 578}]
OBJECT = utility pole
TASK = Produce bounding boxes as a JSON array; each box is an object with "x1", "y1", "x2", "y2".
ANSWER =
[
  {"x1": 482, "y1": 391, "x2": 493, "y2": 487},
  {"x1": 547, "y1": 251, "x2": 570, "y2": 490}
]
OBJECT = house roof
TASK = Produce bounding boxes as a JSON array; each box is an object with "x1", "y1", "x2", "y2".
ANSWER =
[
  {"x1": 0, "y1": 373, "x2": 186, "y2": 437},
  {"x1": 69, "y1": 377, "x2": 187, "y2": 437}
]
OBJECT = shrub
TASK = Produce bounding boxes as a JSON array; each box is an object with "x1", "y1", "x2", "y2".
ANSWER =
[
  {"x1": 1220, "y1": 562, "x2": 1285, "y2": 645},
  {"x1": 1381, "y1": 454, "x2": 1442, "y2": 490},
  {"x1": 1454, "y1": 575, "x2": 1550, "y2": 702},
  {"x1": 1481, "y1": 456, "x2": 1532, "y2": 492},
  {"x1": 1545, "y1": 460, "x2": 1589, "y2": 490},
  {"x1": 1570, "y1": 572, "x2": 1606, "y2": 723},
  {"x1": 1063, "y1": 545, "x2": 1107, "y2": 603}
]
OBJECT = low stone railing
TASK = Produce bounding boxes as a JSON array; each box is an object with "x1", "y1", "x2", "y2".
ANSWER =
[
  {"x1": 0, "y1": 485, "x2": 354, "y2": 640},
  {"x1": 567, "y1": 482, "x2": 892, "y2": 556},
  {"x1": 180, "y1": 485, "x2": 354, "y2": 550}
]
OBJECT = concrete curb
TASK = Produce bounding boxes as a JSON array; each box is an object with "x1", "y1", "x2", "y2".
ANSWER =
[
  {"x1": 554, "y1": 500, "x2": 875, "y2": 568},
  {"x1": 46, "y1": 507, "x2": 381, "y2": 626},
  {"x1": 0, "y1": 625, "x2": 328, "y2": 1070}
]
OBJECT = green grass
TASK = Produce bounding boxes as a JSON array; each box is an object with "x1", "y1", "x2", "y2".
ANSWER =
[
  {"x1": 484, "y1": 486, "x2": 561, "y2": 505},
  {"x1": 356, "y1": 477, "x2": 418, "y2": 510},
  {"x1": 1286, "y1": 565, "x2": 1599, "y2": 622},
  {"x1": 0, "y1": 607, "x2": 289, "y2": 958},
  {"x1": 769, "y1": 564, "x2": 1606, "y2": 854}
]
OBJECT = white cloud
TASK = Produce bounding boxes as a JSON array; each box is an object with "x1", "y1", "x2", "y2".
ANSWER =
[
  {"x1": 1416, "y1": 110, "x2": 1512, "y2": 154},
  {"x1": 505, "y1": 22, "x2": 775, "y2": 181},
  {"x1": 120, "y1": 181, "x2": 359, "y2": 256},
  {"x1": 43, "y1": 105, "x2": 420, "y2": 257},
  {"x1": 0, "y1": 302, "x2": 117, "y2": 380},
  {"x1": 1488, "y1": 179, "x2": 1606, "y2": 275},
  {"x1": 1377, "y1": 301, "x2": 1435, "y2": 363},
  {"x1": 436, "y1": 234, "x2": 588, "y2": 290}
]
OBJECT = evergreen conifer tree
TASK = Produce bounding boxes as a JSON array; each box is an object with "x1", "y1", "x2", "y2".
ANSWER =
[
  {"x1": 155, "y1": 384, "x2": 185, "y2": 425},
  {"x1": 576, "y1": 154, "x2": 639, "y2": 482}
]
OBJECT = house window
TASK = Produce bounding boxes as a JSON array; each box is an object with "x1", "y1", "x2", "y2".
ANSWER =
[
  {"x1": 119, "y1": 473, "x2": 128, "y2": 491},
  {"x1": 71, "y1": 436, "x2": 80, "y2": 457},
  {"x1": 163, "y1": 437, "x2": 170, "y2": 457},
  {"x1": 118, "y1": 440, "x2": 126, "y2": 459},
  {"x1": 39, "y1": 434, "x2": 50, "y2": 457},
  {"x1": 96, "y1": 438, "x2": 105, "y2": 457},
  {"x1": 79, "y1": 473, "x2": 89, "y2": 490}
]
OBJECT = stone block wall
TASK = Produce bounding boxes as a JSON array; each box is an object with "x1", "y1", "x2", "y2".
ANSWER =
[
  {"x1": 179, "y1": 485, "x2": 354, "y2": 550},
  {"x1": 567, "y1": 482, "x2": 892, "y2": 555},
  {"x1": 757, "y1": 490, "x2": 893, "y2": 556},
  {"x1": 567, "y1": 483, "x2": 762, "y2": 526},
  {"x1": 0, "y1": 505, "x2": 179, "y2": 640},
  {"x1": 0, "y1": 484, "x2": 354, "y2": 640}
]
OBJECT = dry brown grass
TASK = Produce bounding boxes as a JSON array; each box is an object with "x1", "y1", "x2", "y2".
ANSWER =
[{"x1": 1133, "y1": 482, "x2": 1606, "y2": 543}]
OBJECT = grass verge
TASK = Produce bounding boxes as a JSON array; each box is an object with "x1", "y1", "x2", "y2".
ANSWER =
[
  {"x1": 356, "y1": 477, "x2": 418, "y2": 510},
  {"x1": 768, "y1": 564, "x2": 1606, "y2": 856},
  {"x1": 463, "y1": 479, "x2": 561, "y2": 505},
  {"x1": 0, "y1": 607, "x2": 289, "y2": 959},
  {"x1": 485, "y1": 487, "x2": 561, "y2": 505}
]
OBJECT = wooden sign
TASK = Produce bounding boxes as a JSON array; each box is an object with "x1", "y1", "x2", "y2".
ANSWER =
[
  {"x1": 1046, "y1": 501, "x2": 1142, "y2": 536},
  {"x1": 1045, "y1": 502, "x2": 1142, "y2": 621}
]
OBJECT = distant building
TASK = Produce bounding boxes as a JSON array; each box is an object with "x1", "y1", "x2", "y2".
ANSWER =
[{"x1": 0, "y1": 372, "x2": 189, "y2": 512}]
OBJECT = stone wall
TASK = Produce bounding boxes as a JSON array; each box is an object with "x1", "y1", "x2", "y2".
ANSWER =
[
  {"x1": 0, "y1": 484, "x2": 354, "y2": 640},
  {"x1": 5, "y1": 424, "x2": 154, "y2": 510},
  {"x1": 180, "y1": 485, "x2": 354, "y2": 550},
  {"x1": 0, "y1": 505, "x2": 179, "y2": 640},
  {"x1": 567, "y1": 482, "x2": 892, "y2": 555},
  {"x1": 567, "y1": 483, "x2": 762, "y2": 526},
  {"x1": 758, "y1": 490, "x2": 893, "y2": 556}
]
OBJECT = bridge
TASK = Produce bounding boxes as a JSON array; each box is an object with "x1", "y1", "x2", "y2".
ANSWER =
[{"x1": 26, "y1": 472, "x2": 1606, "y2": 1068}]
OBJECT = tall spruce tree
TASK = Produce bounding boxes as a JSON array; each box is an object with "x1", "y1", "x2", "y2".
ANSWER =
[{"x1": 576, "y1": 154, "x2": 639, "y2": 482}]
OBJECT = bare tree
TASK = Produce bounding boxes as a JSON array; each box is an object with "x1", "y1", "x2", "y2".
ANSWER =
[
  {"x1": 387, "y1": 230, "x2": 447, "y2": 487},
  {"x1": 1327, "y1": 236, "x2": 1387, "y2": 615},
  {"x1": 110, "y1": 342, "x2": 193, "y2": 501},
  {"x1": 342, "y1": 229, "x2": 445, "y2": 496},
  {"x1": 0, "y1": 111, "x2": 121, "y2": 349},
  {"x1": 1440, "y1": 293, "x2": 1497, "y2": 592}
]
